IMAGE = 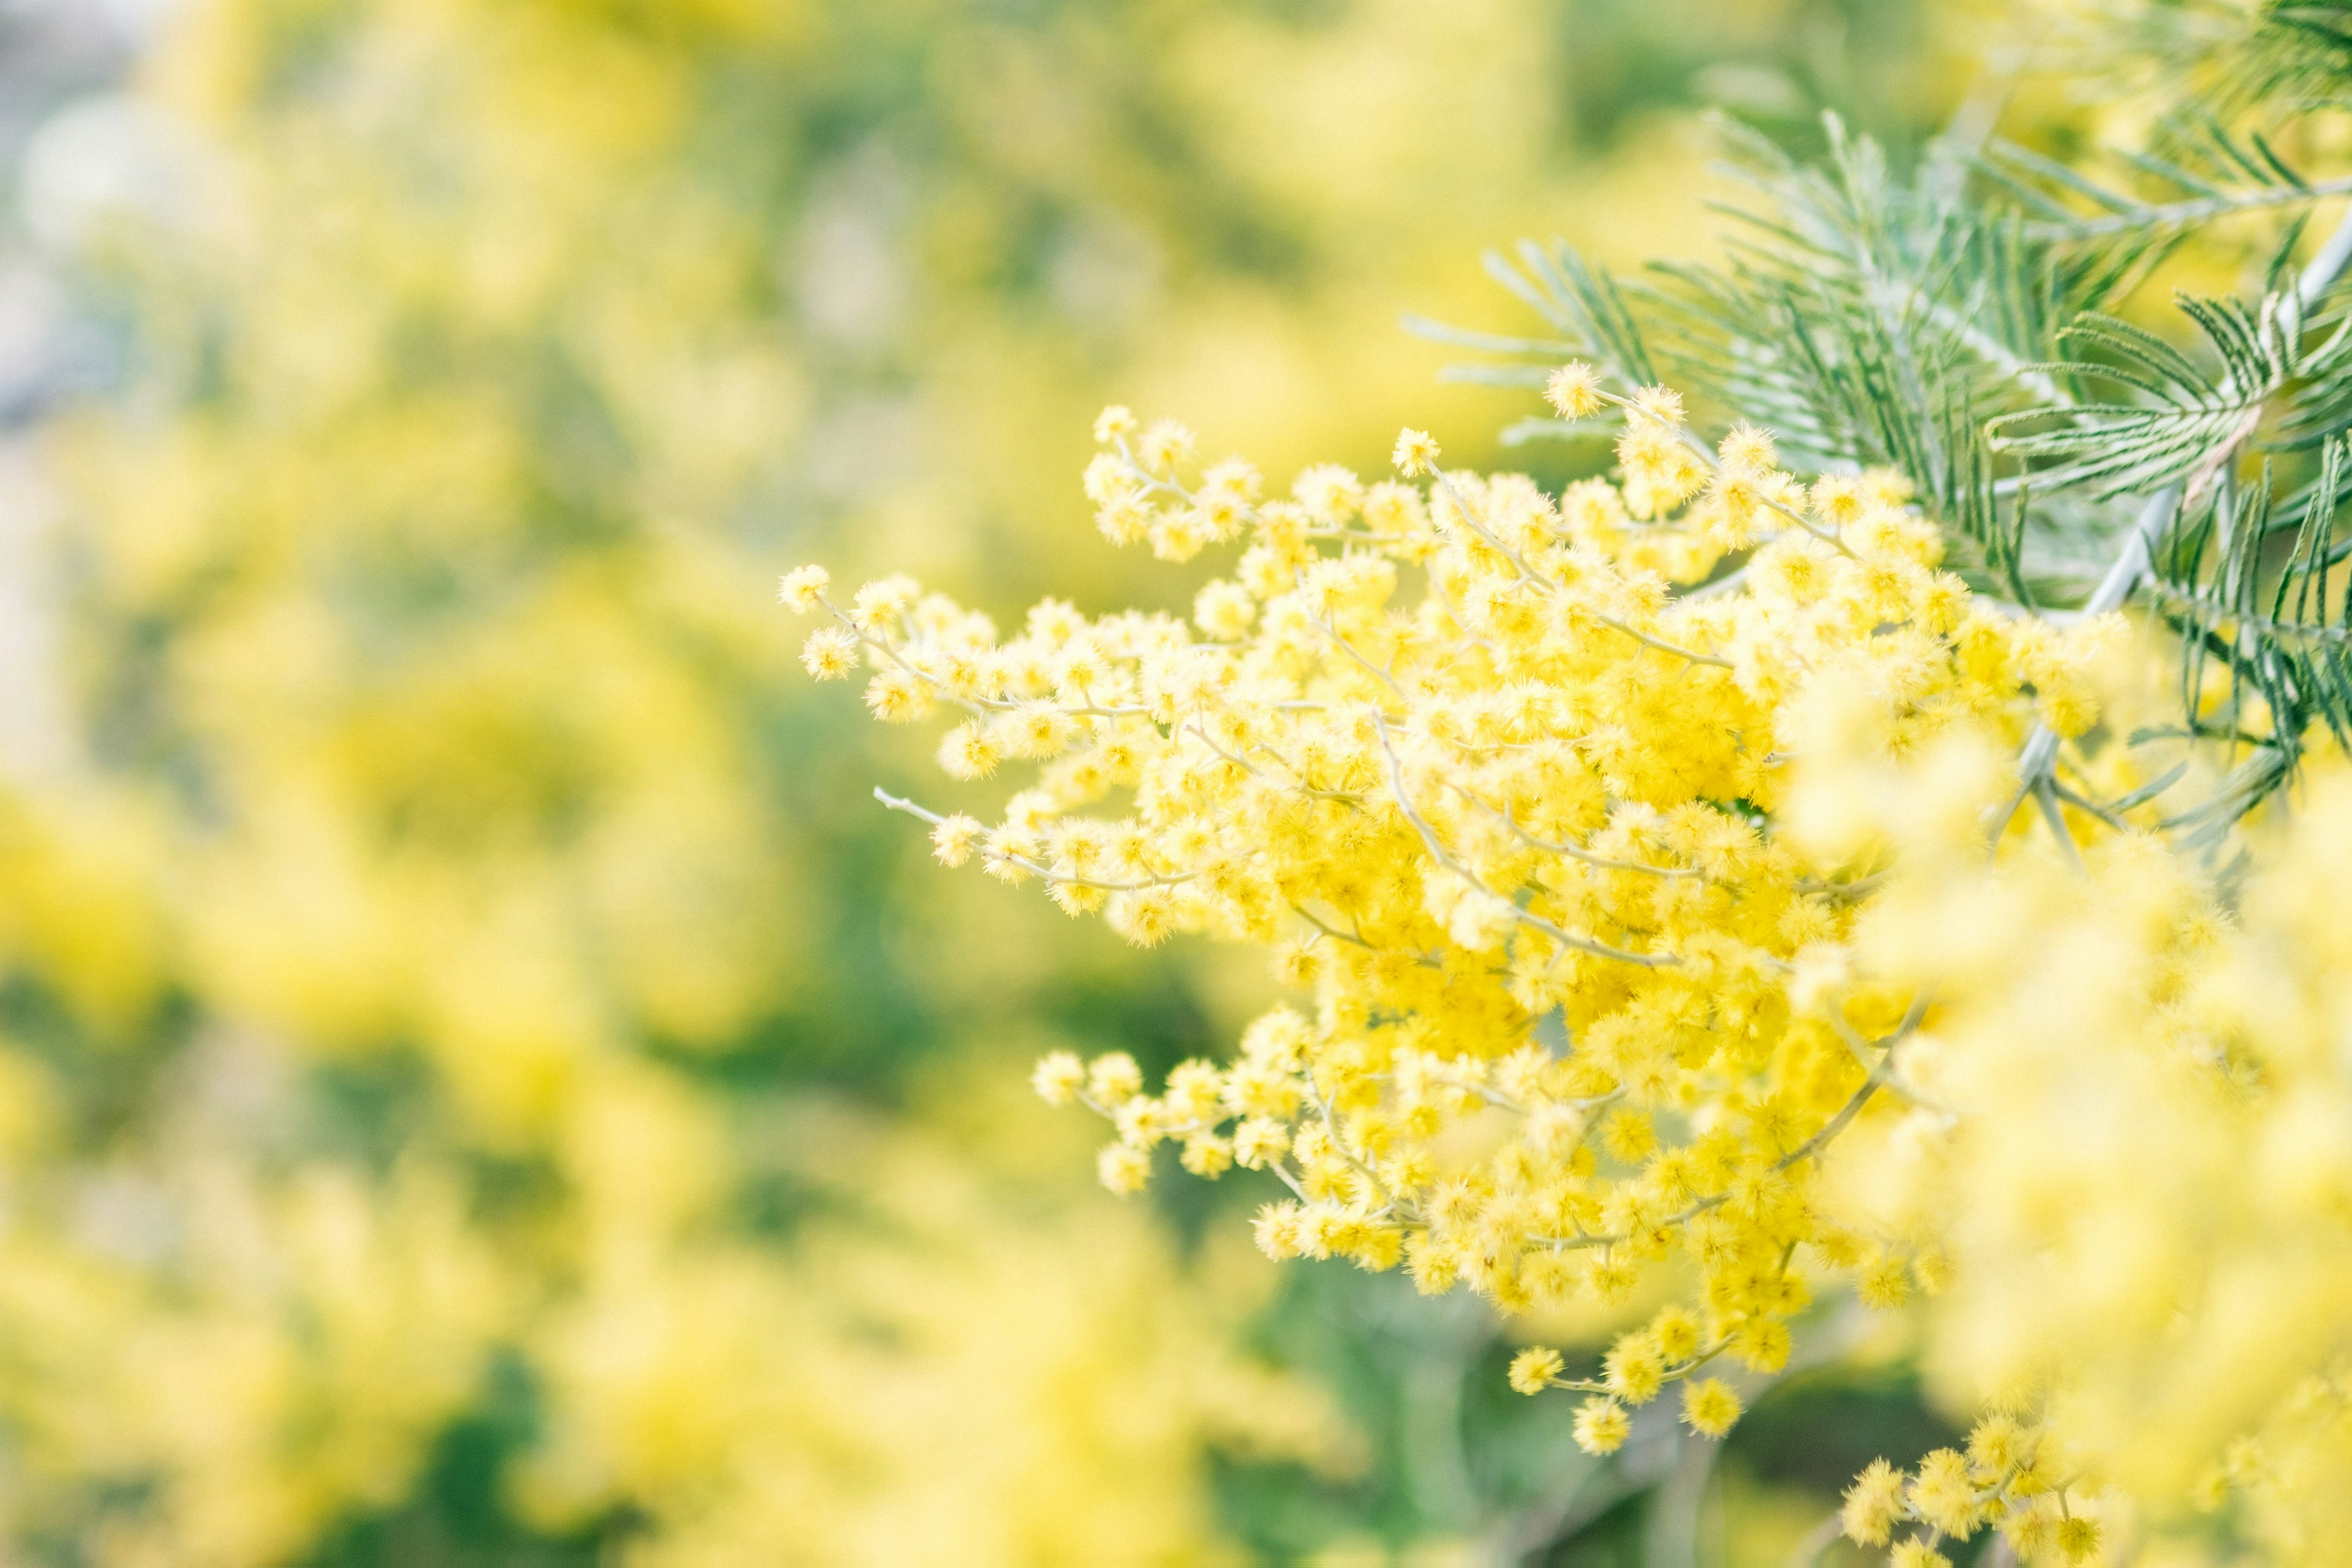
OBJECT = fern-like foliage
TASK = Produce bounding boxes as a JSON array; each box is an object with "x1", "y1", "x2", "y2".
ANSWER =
[
  {"x1": 1991, "y1": 293, "x2": 2352, "y2": 496},
  {"x1": 2148, "y1": 438, "x2": 2352, "y2": 844},
  {"x1": 2073, "y1": 0, "x2": 2352, "y2": 123},
  {"x1": 1982, "y1": 118, "x2": 2352, "y2": 243},
  {"x1": 1419, "y1": 115, "x2": 2159, "y2": 601},
  {"x1": 1414, "y1": 1, "x2": 2352, "y2": 832}
]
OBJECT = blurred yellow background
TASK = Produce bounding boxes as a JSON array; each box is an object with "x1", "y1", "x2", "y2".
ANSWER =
[{"x1": 0, "y1": 0, "x2": 1973, "y2": 1561}]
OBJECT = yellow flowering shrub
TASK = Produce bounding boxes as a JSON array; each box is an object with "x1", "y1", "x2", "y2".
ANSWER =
[
  {"x1": 8, "y1": 0, "x2": 2321, "y2": 1557},
  {"x1": 507, "y1": 1107, "x2": 1349, "y2": 1567},
  {"x1": 1813, "y1": 749, "x2": 2352, "y2": 1566},
  {"x1": 0, "y1": 1160, "x2": 510, "y2": 1564},
  {"x1": 0, "y1": 1022, "x2": 1341, "y2": 1564},
  {"x1": 9, "y1": 0, "x2": 1660, "y2": 1557},
  {"x1": 796, "y1": 327, "x2": 2352, "y2": 1560}
]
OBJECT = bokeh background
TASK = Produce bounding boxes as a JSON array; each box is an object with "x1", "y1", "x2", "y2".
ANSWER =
[{"x1": 0, "y1": 1, "x2": 1992, "y2": 1562}]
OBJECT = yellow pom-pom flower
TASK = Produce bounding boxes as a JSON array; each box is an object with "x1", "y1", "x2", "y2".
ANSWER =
[
  {"x1": 1842, "y1": 1459, "x2": 1907, "y2": 1548},
  {"x1": 1031, "y1": 1052, "x2": 1086, "y2": 1107},
  {"x1": 1572, "y1": 1396, "x2": 1631, "y2": 1456},
  {"x1": 1507, "y1": 1346, "x2": 1564, "y2": 1395},
  {"x1": 777, "y1": 564, "x2": 829, "y2": 612},
  {"x1": 1391, "y1": 428, "x2": 1441, "y2": 477},
  {"x1": 1678, "y1": 1378, "x2": 1741, "y2": 1439},
  {"x1": 1545, "y1": 361, "x2": 1607, "y2": 419}
]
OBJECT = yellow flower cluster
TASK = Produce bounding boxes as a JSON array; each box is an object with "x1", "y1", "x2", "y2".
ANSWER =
[
  {"x1": 788, "y1": 370, "x2": 2122, "y2": 1477},
  {"x1": 1837, "y1": 1421, "x2": 2100, "y2": 1566},
  {"x1": 1811, "y1": 731, "x2": 2352, "y2": 1564},
  {"x1": 18, "y1": 0, "x2": 2100, "y2": 1556},
  {"x1": 804, "y1": 355, "x2": 2352, "y2": 1558}
]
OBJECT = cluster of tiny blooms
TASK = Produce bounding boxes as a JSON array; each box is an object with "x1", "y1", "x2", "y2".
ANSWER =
[
  {"x1": 0, "y1": 2, "x2": 1367, "y2": 1559},
  {"x1": 786, "y1": 369, "x2": 2352, "y2": 1562},
  {"x1": 1811, "y1": 731, "x2": 2352, "y2": 1567}
]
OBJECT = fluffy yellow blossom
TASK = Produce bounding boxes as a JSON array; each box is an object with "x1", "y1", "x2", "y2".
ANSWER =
[
  {"x1": 1098, "y1": 1143, "x2": 1153, "y2": 1194},
  {"x1": 778, "y1": 564, "x2": 831, "y2": 612},
  {"x1": 801, "y1": 628, "x2": 860, "y2": 680},
  {"x1": 1719, "y1": 423, "x2": 1777, "y2": 473},
  {"x1": 1604, "y1": 1332, "x2": 1668, "y2": 1404},
  {"x1": 2057, "y1": 1515, "x2": 2103, "y2": 1561},
  {"x1": 1545, "y1": 361, "x2": 1607, "y2": 419},
  {"x1": 1509, "y1": 1346, "x2": 1564, "y2": 1395},
  {"x1": 1627, "y1": 385, "x2": 1686, "y2": 428},
  {"x1": 1572, "y1": 1396, "x2": 1632, "y2": 1456},
  {"x1": 932, "y1": 813, "x2": 985, "y2": 866},
  {"x1": 1392, "y1": 428, "x2": 1441, "y2": 476},
  {"x1": 1139, "y1": 419, "x2": 1197, "y2": 473},
  {"x1": 1679, "y1": 1378, "x2": 1741, "y2": 1438},
  {"x1": 1858, "y1": 1250, "x2": 1913, "y2": 1309},
  {"x1": 1909, "y1": 1448, "x2": 1982, "y2": 1538},
  {"x1": 1031, "y1": 1051, "x2": 1087, "y2": 1106},
  {"x1": 1844, "y1": 1459, "x2": 1908, "y2": 1548},
  {"x1": 1087, "y1": 1053, "x2": 1145, "y2": 1105}
]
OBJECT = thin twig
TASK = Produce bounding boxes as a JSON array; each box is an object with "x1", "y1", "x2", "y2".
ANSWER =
[
  {"x1": 872, "y1": 788, "x2": 1191, "y2": 891},
  {"x1": 2026, "y1": 173, "x2": 2352, "y2": 240}
]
